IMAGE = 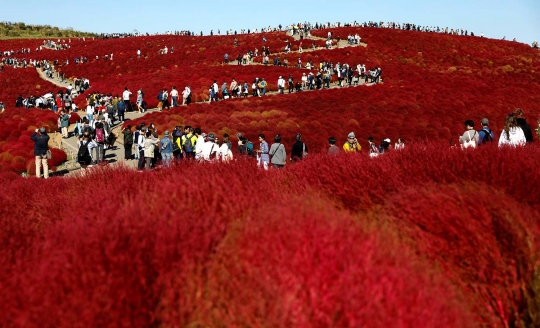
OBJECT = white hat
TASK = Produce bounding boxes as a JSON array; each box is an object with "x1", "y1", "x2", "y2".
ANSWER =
[{"x1": 384, "y1": 138, "x2": 391, "y2": 143}]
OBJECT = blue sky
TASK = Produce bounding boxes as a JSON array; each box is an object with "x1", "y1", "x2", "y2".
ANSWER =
[{"x1": 1, "y1": 0, "x2": 539, "y2": 43}]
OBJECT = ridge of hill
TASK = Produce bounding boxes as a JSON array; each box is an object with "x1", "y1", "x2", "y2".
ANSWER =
[{"x1": 0, "y1": 21, "x2": 97, "y2": 39}]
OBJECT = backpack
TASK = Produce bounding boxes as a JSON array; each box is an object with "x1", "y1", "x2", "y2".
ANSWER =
[
  {"x1": 183, "y1": 134, "x2": 195, "y2": 152},
  {"x1": 481, "y1": 128, "x2": 494, "y2": 143},
  {"x1": 462, "y1": 130, "x2": 477, "y2": 149},
  {"x1": 162, "y1": 92, "x2": 168, "y2": 100},
  {"x1": 246, "y1": 141, "x2": 254, "y2": 156},
  {"x1": 95, "y1": 128, "x2": 105, "y2": 143},
  {"x1": 77, "y1": 142, "x2": 91, "y2": 164}
]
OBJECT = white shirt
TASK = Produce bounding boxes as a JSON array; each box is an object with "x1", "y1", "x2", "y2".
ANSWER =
[
  {"x1": 122, "y1": 90, "x2": 131, "y2": 100},
  {"x1": 86, "y1": 105, "x2": 94, "y2": 115},
  {"x1": 277, "y1": 78, "x2": 285, "y2": 88},
  {"x1": 170, "y1": 89, "x2": 178, "y2": 97},
  {"x1": 195, "y1": 137, "x2": 206, "y2": 160},
  {"x1": 218, "y1": 144, "x2": 233, "y2": 162},
  {"x1": 498, "y1": 127, "x2": 526, "y2": 147},
  {"x1": 201, "y1": 142, "x2": 218, "y2": 161},
  {"x1": 182, "y1": 88, "x2": 190, "y2": 98}
]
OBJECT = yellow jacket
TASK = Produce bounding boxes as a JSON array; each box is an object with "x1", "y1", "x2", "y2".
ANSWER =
[
  {"x1": 182, "y1": 133, "x2": 198, "y2": 150},
  {"x1": 343, "y1": 142, "x2": 361, "y2": 153}
]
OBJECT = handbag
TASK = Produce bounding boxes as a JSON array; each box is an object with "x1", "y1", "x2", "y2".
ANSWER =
[{"x1": 46, "y1": 150, "x2": 52, "y2": 159}]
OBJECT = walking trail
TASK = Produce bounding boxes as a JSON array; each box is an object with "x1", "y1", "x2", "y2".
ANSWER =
[{"x1": 35, "y1": 35, "x2": 375, "y2": 176}]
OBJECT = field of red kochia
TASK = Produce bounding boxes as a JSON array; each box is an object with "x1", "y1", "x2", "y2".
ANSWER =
[
  {"x1": 1, "y1": 25, "x2": 540, "y2": 327},
  {"x1": 0, "y1": 144, "x2": 539, "y2": 327}
]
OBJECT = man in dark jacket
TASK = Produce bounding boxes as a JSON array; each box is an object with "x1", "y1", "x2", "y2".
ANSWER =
[
  {"x1": 513, "y1": 108, "x2": 534, "y2": 143},
  {"x1": 290, "y1": 133, "x2": 308, "y2": 162},
  {"x1": 30, "y1": 127, "x2": 50, "y2": 178},
  {"x1": 15, "y1": 95, "x2": 23, "y2": 108}
]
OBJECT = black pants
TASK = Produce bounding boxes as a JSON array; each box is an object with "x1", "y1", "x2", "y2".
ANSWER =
[
  {"x1": 118, "y1": 111, "x2": 125, "y2": 122},
  {"x1": 124, "y1": 100, "x2": 131, "y2": 112},
  {"x1": 138, "y1": 149, "x2": 145, "y2": 169},
  {"x1": 288, "y1": 84, "x2": 294, "y2": 93},
  {"x1": 124, "y1": 143, "x2": 132, "y2": 160}
]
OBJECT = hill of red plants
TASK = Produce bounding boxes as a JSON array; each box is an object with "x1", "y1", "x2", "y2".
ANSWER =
[
  {"x1": 1, "y1": 26, "x2": 540, "y2": 327},
  {"x1": 1, "y1": 145, "x2": 539, "y2": 327}
]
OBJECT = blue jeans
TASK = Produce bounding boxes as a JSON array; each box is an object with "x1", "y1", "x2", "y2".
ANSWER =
[
  {"x1": 162, "y1": 152, "x2": 172, "y2": 167},
  {"x1": 172, "y1": 96, "x2": 178, "y2": 107},
  {"x1": 87, "y1": 113, "x2": 93, "y2": 123}
]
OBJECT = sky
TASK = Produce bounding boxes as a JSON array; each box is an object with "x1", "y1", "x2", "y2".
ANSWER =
[{"x1": 1, "y1": 0, "x2": 539, "y2": 43}]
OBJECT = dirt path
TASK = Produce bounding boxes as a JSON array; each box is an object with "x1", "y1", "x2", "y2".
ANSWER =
[
  {"x1": 34, "y1": 40, "x2": 376, "y2": 176},
  {"x1": 228, "y1": 35, "x2": 366, "y2": 67}
]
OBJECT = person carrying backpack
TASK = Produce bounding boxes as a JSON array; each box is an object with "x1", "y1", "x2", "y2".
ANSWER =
[
  {"x1": 122, "y1": 125, "x2": 134, "y2": 160},
  {"x1": 77, "y1": 134, "x2": 95, "y2": 168},
  {"x1": 161, "y1": 89, "x2": 170, "y2": 110},
  {"x1": 182, "y1": 126, "x2": 198, "y2": 159},
  {"x1": 459, "y1": 120, "x2": 479, "y2": 149},
  {"x1": 478, "y1": 118, "x2": 495, "y2": 145},
  {"x1": 94, "y1": 121, "x2": 108, "y2": 163},
  {"x1": 172, "y1": 126, "x2": 183, "y2": 160}
]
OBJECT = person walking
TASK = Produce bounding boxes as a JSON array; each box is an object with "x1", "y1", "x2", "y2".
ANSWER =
[
  {"x1": 269, "y1": 134, "x2": 287, "y2": 168},
  {"x1": 117, "y1": 99, "x2": 126, "y2": 122},
  {"x1": 59, "y1": 110, "x2": 70, "y2": 138},
  {"x1": 136, "y1": 90, "x2": 144, "y2": 113},
  {"x1": 290, "y1": 133, "x2": 308, "y2": 162},
  {"x1": 459, "y1": 120, "x2": 479, "y2": 149},
  {"x1": 478, "y1": 118, "x2": 495, "y2": 145},
  {"x1": 256, "y1": 134, "x2": 270, "y2": 170},
  {"x1": 327, "y1": 136, "x2": 341, "y2": 155},
  {"x1": 170, "y1": 86, "x2": 178, "y2": 107},
  {"x1": 160, "y1": 130, "x2": 173, "y2": 167},
  {"x1": 30, "y1": 127, "x2": 50, "y2": 179},
  {"x1": 513, "y1": 108, "x2": 534, "y2": 143},
  {"x1": 499, "y1": 114, "x2": 526, "y2": 147},
  {"x1": 277, "y1": 76, "x2": 285, "y2": 94},
  {"x1": 144, "y1": 131, "x2": 159, "y2": 170},
  {"x1": 122, "y1": 87, "x2": 132, "y2": 112},
  {"x1": 94, "y1": 121, "x2": 108, "y2": 163},
  {"x1": 122, "y1": 125, "x2": 133, "y2": 160}
]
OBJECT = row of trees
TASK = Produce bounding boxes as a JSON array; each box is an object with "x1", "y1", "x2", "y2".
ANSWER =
[{"x1": 0, "y1": 22, "x2": 97, "y2": 38}]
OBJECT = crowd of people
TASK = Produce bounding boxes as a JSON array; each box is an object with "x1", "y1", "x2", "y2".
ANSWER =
[
  {"x1": 29, "y1": 102, "x2": 537, "y2": 178},
  {"x1": 43, "y1": 39, "x2": 71, "y2": 50}
]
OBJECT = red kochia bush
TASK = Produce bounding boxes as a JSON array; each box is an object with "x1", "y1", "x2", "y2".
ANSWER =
[
  {"x1": 381, "y1": 181, "x2": 539, "y2": 326},
  {"x1": 204, "y1": 202, "x2": 474, "y2": 327},
  {"x1": 0, "y1": 145, "x2": 539, "y2": 326}
]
